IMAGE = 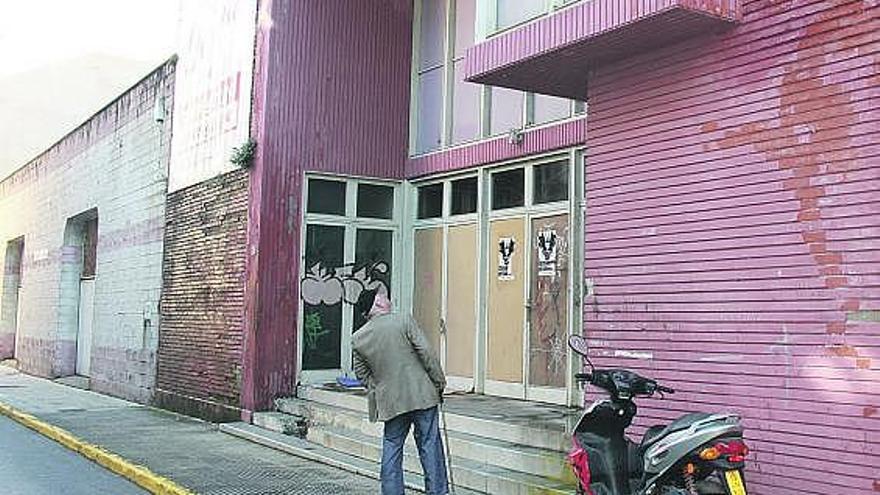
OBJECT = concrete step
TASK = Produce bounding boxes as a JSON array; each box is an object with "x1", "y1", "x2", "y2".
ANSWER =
[
  {"x1": 276, "y1": 397, "x2": 574, "y2": 481},
  {"x1": 222, "y1": 422, "x2": 575, "y2": 495},
  {"x1": 295, "y1": 385, "x2": 572, "y2": 453},
  {"x1": 307, "y1": 420, "x2": 577, "y2": 494},
  {"x1": 252, "y1": 411, "x2": 306, "y2": 437},
  {"x1": 220, "y1": 422, "x2": 486, "y2": 495}
]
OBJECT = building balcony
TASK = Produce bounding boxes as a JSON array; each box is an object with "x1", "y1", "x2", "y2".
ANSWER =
[{"x1": 464, "y1": 0, "x2": 740, "y2": 100}]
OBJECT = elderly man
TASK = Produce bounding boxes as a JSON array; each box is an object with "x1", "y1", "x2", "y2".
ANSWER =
[{"x1": 352, "y1": 292, "x2": 448, "y2": 495}]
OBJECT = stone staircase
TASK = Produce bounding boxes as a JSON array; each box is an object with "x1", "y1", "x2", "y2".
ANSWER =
[{"x1": 221, "y1": 385, "x2": 581, "y2": 494}]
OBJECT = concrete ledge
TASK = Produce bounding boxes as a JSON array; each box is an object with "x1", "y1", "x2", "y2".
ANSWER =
[
  {"x1": 0, "y1": 399, "x2": 194, "y2": 495},
  {"x1": 153, "y1": 388, "x2": 241, "y2": 423}
]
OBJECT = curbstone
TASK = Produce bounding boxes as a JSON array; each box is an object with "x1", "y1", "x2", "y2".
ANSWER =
[{"x1": 0, "y1": 400, "x2": 195, "y2": 495}]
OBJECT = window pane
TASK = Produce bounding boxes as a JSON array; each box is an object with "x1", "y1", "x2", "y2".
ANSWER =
[
  {"x1": 307, "y1": 179, "x2": 346, "y2": 215},
  {"x1": 490, "y1": 87, "x2": 523, "y2": 135},
  {"x1": 534, "y1": 161, "x2": 569, "y2": 204},
  {"x1": 302, "y1": 224, "x2": 345, "y2": 370},
  {"x1": 454, "y1": 0, "x2": 476, "y2": 58},
  {"x1": 416, "y1": 67, "x2": 444, "y2": 154},
  {"x1": 451, "y1": 61, "x2": 481, "y2": 144},
  {"x1": 451, "y1": 177, "x2": 478, "y2": 215},
  {"x1": 492, "y1": 168, "x2": 524, "y2": 210},
  {"x1": 419, "y1": 0, "x2": 446, "y2": 70},
  {"x1": 357, "y1": 184, "x2": 394, "y2": 219},
  {"x1": 533, "y1": 94, "x2": 571, "y2": 125},
  {"x1": 418, "y1": 183, "x2": 444, "y2": 219},
  {"x1": 353, "y1": 229, "x2": 393, "y2": 332},
  {"x1": 497, "y1": 0, "x2": 545, "y2": 31}
]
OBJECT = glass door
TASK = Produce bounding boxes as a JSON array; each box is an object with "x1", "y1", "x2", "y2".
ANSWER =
[
  {"x1": 352, "y1": 228, "x2": 394, "y2": 333},
  {"x1": 526, "y1": 212, "x2": 569, "y2": 402},
  {"x1": 299, "y1": 177, "x2": 399, "y2": 384},
  {"x1": 412, "y1": 177, "x2": 480, "y2": 391},
  {"x1": 302, "y1": 224, "x2": 346, "y2": 374},
  {"x1": 483, "y1": 158, "x2": 574, "y2": 403},
  {"x1": 485, "y1": 216, "x2": 528, "y2": 397}
]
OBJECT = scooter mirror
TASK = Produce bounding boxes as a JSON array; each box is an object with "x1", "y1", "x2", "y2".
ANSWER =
[
  {"x1": 568, "y1": 335, "x2": 590, "y2": 357},
  {"x1": 569, "y1": 334, "x2": 596, "y2": 373}
]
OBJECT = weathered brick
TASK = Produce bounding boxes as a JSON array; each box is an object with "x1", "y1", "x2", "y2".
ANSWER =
[{"x1": 155, "y1": 168, "x2": 249, "y2": 422}]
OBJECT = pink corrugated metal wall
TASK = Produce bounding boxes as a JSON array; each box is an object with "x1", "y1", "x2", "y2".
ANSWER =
[
  {"x1": 242, "y1": 0, "x2": 413, "y2": 413},
  {"x1": 584, "y1": 1, "x2": 878, "y2": 493}
]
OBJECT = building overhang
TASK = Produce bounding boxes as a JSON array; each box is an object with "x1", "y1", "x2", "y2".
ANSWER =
[{"x1": 464, "y1": 0, "x2": 740, "y2": 100}]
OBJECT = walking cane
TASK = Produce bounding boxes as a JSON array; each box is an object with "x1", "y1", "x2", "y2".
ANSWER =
[
  {"x1": 440, "y1": 399, "x2": 456, "y2": 494},
  {"x1": 439, "y1": 318, "x2": 456, "y2": 494}
]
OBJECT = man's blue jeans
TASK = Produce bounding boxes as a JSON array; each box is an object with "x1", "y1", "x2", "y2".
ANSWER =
[{"x1": 381, "y1": 406, "x2": 448, "y2": 495}]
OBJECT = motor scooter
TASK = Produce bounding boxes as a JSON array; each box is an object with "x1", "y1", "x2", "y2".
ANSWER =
[{"x1": 567, "y1": 335, "x2": 749, "y2": 495}]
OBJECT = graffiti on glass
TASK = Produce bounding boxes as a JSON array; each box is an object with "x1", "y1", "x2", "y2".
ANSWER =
[{"x1": 301, "y1": 261, "x2": 389, "y2": 306}]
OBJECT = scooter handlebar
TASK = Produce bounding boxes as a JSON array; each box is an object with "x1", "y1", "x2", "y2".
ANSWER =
[
  {"x1": 576, "y1": 369, "x2": 675, "y2": 398},
  {"x1": 575, "y1": 372, "x2": 593, "y2": 383}
]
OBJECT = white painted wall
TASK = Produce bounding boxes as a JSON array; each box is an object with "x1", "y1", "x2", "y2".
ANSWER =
[
  {"x1": 167, "y1": 0, "x2": 257, "y2": 192},
  {"x1": 0, "y1": 63, "x2": 175, "y2": 403}
]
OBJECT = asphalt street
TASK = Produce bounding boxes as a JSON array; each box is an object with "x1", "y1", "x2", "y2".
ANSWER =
[{"x1": 0, "y1": 415, "x2": 146, "y2": 495}]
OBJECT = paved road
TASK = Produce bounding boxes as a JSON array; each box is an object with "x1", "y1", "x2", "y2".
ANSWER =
[{"x1": 0, "y1": 415, "x2": 146, "y2": 495}]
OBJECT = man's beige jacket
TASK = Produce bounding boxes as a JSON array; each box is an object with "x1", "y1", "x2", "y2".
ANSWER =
[{"x1": 352, "y1": 313, "x2": 446, "y2": 422}]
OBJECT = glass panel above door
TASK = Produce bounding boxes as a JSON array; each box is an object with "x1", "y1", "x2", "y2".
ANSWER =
[
  {"x1": 451, "y1": 177, "x2": 478, "y2": 215},
  {"x1": 307, "y1": 179, "x2": 346, "y2": 216},
  {"x1": 533, "y1": 161, "x2": 569, "y2": 204},
  {"x1": 418, "y1": 183, "x2": 444, "y2": 219},
  {"x1": 491, "y1": 168, "x2": 524, "y2": 210},
  {"x1": 357, "y1": 184, "x2": 394, "y2": 219}
]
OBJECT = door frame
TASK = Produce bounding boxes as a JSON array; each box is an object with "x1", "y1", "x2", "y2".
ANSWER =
[
  {"x1": 297, "y1": 174, "x2": 403, "y2": 385},
  {"x1": 409, "y1": 147, "x2": 585, "y2": 406},
  {"x1": 412, "y1": 214, "x2": 480, "y2": 392},
  {"x1": 484, "y1": 165, "x2": 583, "y2": 404}
]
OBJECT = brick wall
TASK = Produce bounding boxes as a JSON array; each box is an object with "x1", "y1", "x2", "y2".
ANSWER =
[
  {"x1": 584, "y1": 2, "x2": 878, "y2": 494},
  {"x1": 155, "y1": 168, "x2": 249, "y2": 421},
  {"x1": 0, "y1": 60, "x2": 176, "y2": 403}
]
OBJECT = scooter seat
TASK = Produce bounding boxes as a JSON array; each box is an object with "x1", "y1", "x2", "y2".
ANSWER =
[{"x1": 640, "y1": 412, "x2": 713, "y2": 453}]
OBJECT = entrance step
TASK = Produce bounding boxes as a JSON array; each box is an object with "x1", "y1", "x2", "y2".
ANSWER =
[
  {"x1": 252, "y1": 411, "x2": 307, "y2": 437},
  {"x1": 234, "y1": 385, "x2": 581, "y2": 494},
  {"x1": 295, "y1": 384, "x2": 577, "y2": 452},
  {"x1": 274, "y1": 397, "x2": 573, "y2": 481},
  {"x1": 221, "y1": 422, "x2": 484, "y2": 495}
]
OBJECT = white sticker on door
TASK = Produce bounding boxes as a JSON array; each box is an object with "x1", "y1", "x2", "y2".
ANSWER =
[
  {"x1": 536, "y1": 229, "x2": 558, "y2": 277},
  {"x1": 497, "y1": 237, "x2": 516, "y2": 281}
]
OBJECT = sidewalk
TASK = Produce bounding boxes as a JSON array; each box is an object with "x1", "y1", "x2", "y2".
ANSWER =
[{"x1": 0, "y1": 366, "x2": 412, "y2": 494}]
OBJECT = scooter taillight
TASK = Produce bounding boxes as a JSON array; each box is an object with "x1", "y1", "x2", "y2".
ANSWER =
[
  {"x1": 699, "y1": 439, "x2": 749, "y2": 463},
  {"x1": 568, "y1": 439, "x2": 593, "y2": 494}
]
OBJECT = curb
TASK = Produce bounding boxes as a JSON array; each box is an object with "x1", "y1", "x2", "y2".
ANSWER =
[{"x1": 0, "y1": 400, "x2": 195, "y2": 495}]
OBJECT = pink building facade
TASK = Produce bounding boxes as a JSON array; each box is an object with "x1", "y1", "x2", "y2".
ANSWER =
[{"x1": 152, "y1": 1, "x2": 877, "y2": 493}]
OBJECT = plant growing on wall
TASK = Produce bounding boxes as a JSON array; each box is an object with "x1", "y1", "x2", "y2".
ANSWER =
[{"x1": 230, "y1": 138, "x2": 257, "y2": 168}]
